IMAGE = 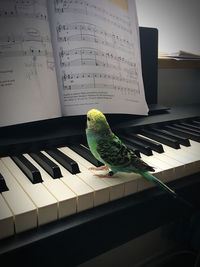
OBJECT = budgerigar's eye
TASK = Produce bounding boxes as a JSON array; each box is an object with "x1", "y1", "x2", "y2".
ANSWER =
[{"x1": 87, "y1": 117, "x2": 91, "y2": 121}]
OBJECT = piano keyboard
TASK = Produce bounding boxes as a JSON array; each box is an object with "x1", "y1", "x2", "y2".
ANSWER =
[{"x1": 0, "y1": 119, "x2": 200, "y2": 240}]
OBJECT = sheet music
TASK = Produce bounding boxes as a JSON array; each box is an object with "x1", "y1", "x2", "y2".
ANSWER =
[
  {"x1": 0, "y1": 0, "x2": 61, "y2": 127},
  {"x1": 48, "y1": 0, "x2": 148, "y2": 116}
]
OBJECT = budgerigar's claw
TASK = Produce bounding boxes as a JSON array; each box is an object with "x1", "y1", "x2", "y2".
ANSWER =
[
  {"x1": 94, "y1": 172, "x2": 116, "y2": 178},
  {"x1": 89, "y1": 165, "x2": 110, "y2": 171}
]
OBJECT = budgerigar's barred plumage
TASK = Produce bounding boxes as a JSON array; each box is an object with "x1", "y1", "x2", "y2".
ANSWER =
[
  {"x1": 86, "y1": 109, "x2": 193, "y2": 207},
  {"x1": 97, "y1": 134, "x2": 154, "y2": 173}
]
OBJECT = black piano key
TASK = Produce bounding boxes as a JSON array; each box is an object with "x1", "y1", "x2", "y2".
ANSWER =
[
  {"x1": 150, "y1": 128, "x2": 190, "y2": 147},
  {"x1": 119, "y1": 134, "x2": 153, "y2": 156},
  {"x1": 173, "y1": 123, "x2": 200, "y2": 135},
  {"x1": 126, "y1": 143, "x2": 141, "y2": 158},
  {"x1": 140, "y1": 129, "x2": 180, "y2": 149},
  {"x1": 164, "y1": 125, "x2": 200, "y2": 142},
  {"x1": 192, "y1": 120, "x2": 200, "y2": 125},
  {"x1": 11, "y1": 155, "x2": 43, "y2": 184},
  {"x1": 46, "y1": 149, "x2": 80, "y2": 174},
  {"x1": 29, "y1": 152, "x2": 62, "y2": 179},
  {"x1": 129, "y1": 133, "x2": 164, "y2": 153},
  {"x1": 181, "y1": 122, "x2": 200, "y2": 131},
  {"x1": 0, "y1": 173, "x2": 9, "y2": 192},
  {"x1": 69, "y1": 144, "x2": 103, "y2": 167}
]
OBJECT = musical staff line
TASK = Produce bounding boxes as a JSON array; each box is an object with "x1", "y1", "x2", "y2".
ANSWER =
[
  {"x1": 62, "y1": 83, "x2": 140, "y2": 96},
  {"x1": 0, "y1": 29, "x2": 53, "y2": 60},
  {"x1": 0, "y1": 0, "x2": 48, "y2": 21},
  {"x1": 0, "y1": 48, "x2": 53, "y2": 58},
  {"x1": 61, "y1": 71, "x2": 140, "y2": 96},
  {"x1": 60, "y1": 57, "x2": 121, "y2": 71},
  {"x1": 0, "y1": 33, "x2": 51, "y2": 46},
  {"x1": 58, "y1": 47, "x2": 137, "y2": 78},
  {"x1": 54, "y1": 0, "x2": 131, "y2": 33},
  {"x1": 56, "y1": 23, "x2": 134, "y2": 54},
  {"x1": 56, "y1": 22, "x2": 133, "y2": 47},
  {"x1": 59, "y1": 47, "x2": 135, "y2": 67},
  {"x1": 63, "y1": 72, "x2": 137, "y2": 84}
]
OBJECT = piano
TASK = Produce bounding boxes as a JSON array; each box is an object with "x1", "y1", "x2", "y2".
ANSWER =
[{"x1": 0, "y1": 27, "x2": 200, "y2": 266}]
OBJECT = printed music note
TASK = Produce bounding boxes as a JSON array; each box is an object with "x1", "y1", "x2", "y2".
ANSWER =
[
  {"x1": 54, "y1": 0, "x2": 131, "y2": 33},
  {"x1": 61, "y1": 71, "x2": 140, "y2": 96},
  {"x1": 0, "y1": 0, "x2": 48, "y2": 20},
  {"x1": 0, "y1": 0, "x2": 61, "y2": 127},
  {"x1": 46, "y1": 0, "x2": 143, "y2": 111}
]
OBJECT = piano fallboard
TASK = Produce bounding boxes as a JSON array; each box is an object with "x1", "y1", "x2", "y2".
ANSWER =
[{"x1": 0, "y1": 104, "x2": 200, "y2": 157}]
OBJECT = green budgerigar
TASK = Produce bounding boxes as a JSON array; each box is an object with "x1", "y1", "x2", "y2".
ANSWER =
[{"x1": 86, "y1": 108, "x2": 187, "y2": 201}]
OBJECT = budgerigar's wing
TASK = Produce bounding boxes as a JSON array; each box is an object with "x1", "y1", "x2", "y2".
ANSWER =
[{"x1": 96, "y1": 133, "x2": 154, "y2": 172}]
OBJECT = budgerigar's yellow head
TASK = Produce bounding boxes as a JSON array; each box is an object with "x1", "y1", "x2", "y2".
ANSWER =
[{"x1": 87, "y1": 109, "x2": 111, "y2": 134}]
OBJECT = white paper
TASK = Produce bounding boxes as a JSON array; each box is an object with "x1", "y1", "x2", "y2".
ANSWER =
[
  {"x1": 159, "y1": 50, "x2": 200, "y2": 60},
  {"x1": 0, "y1": 0, "x2": 61, "y2": 127},
  {"x1": 48, "y1": 0, "x2": 148, "y2": 116}
]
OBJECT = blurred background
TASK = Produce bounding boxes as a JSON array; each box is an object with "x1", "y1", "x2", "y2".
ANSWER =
[{"x1": 136, "y1": 0, "x2": 200, "y2": 107}]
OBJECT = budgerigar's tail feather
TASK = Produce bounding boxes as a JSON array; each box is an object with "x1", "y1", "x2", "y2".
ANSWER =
[
  {"x1": 139, "y1": 171, "x2": 194, "y2": 210},
  {"x1": 140, "y1": 171, "x2": 176, "y2": 198}
]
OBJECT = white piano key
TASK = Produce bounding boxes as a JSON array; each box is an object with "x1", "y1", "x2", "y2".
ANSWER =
[
  {"x1": 177, "y1": 141, "x2": 200, "y2": 174},
  {"x1": 138, "y1": 155, "x2": 164, "y2": 191},
  {"x1": 140, "y1": 151, "x2": 188, "y2": 194},
  {"x1": 76, "y1": 170, "x2": 110, "y2": 206},
  {"x1": 139, "y1": 134, "x2": 200, "y2": 177},
  {"x1": 59, "y1": 147, "x2": 112, "y2": 204},
  {"x1": 71, "y1": 162, "x2": 111, "y2": 206},
  {"x1": 59, "y1": 146, "x2": 125, "y2": 200},
  {"x1": 0, "y1": 160, "x2": 37, "y2": 233},
  {"x1": 190, "y1": 140, "x2": 200, "y2": 150},
  {"x1": 149, "y1": 148, "x2": 188, "y2": 178},
  {"x1": 63, "y1": 146, "x2": 167, "y2": 198},
  {"x1": 117, "y1": 172, "x2": 139, "y2": 197},
  {"x1": 152, "y1": 152, "x2": 185, "y2": 180},
  {"x1": 101, "y1": 173, "x2": 139, "y2": 200},
  {"x1": 138, "y1": 170, "x2": 164, "y2": 192},
  {"x1": 42, "y1": 151, "x2": 94, "y2": 212},
  {"x1": 180, "y1": 141, "x2": 200, "y2": 157},
  {"x1": 161, "y1": 144, "x2": 200, "y2": 176},
  {"x1": 24, "y1": 154, "x2": 77, "y2": 218},
  {"x1": 0, "y1": 194, "x2": 14, "y2": 239},
  {"x1": 59, "y1": 146, "x2": 95, "y2": 169},
  {"x1": 60, "y1": 146, "x2": 138, "y2": 201},
  {"x1": 141, "y1": 153, "x2": 173, "y2": 179},
  {"x1": 1, "y1": 157, "x2": 58, "y2": 226},
  {"x1": 137, "y1": 175, "x2": 154, "y2": 192}
]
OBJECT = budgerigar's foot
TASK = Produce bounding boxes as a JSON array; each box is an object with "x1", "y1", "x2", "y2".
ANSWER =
[
  {"x1": 94, "y1": 172, "x2": 116, "y2": 178},
  {"x1": 89, "y1": 165, "x2": 110, "y2": 171},
  {"x1": 108, "y1": 171, "x2": 114, "y2": 176}
]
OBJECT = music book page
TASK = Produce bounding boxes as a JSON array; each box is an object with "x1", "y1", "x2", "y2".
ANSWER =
[
  {"x1": 0, "y1": 0, "x2": 148, "y2": 127},
  {"x1": 159, "y1": 50, "x2": 200, "y2": 60},
  {"x1": 48, "y1": 0, "x2": 148, "y2": 116},
  {"x1": 0, "y1": 0, "x2": 61, "y2": 127}
]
